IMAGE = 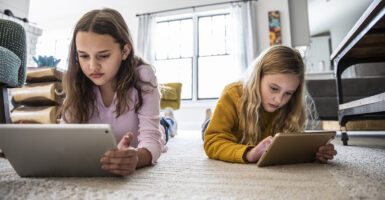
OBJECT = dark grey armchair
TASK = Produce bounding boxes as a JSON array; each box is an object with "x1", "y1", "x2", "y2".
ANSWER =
[{"x1": 0, "y1": 19, "x2": 27, "y2": 123}]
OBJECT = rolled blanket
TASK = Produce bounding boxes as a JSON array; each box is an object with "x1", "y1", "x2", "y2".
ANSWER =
[
  {"x1": 11, "y1": 106, "x2": 58, "y2": 124},
  {"x1": 26, "y1": 67, "x2": 63, "y2": 83}
]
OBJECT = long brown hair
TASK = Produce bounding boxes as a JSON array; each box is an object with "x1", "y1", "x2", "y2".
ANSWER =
[
  {"x1": 238, "y1": 45, "x2": 306, "y2": 145},
  {"x1": 61, "y1": 8, "x2": 151, "y2": 123}
]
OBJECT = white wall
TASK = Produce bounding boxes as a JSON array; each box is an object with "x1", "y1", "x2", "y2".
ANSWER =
[
  {"x1": 307, "y1": 0, "x2": 372, "y2": 51},
  {"x1": 288, "y1": 0, "x2": 310, "y2": 47},
  {"x1": 29, "y1": 0, "x2": 294, "y2": 56},
  {"x1": 329, "y1": 1, "x2": 372, "y2": 51},
  {"x1": 307, "y1": 0, "x2": 372, "y2": 79},
  {"x1": 129, "y1": 0, "x2": 293, "y2": 55},
  {"x1": 306, "y1": 35, "x2": 331, "y2": 72},
  {"x1": 255, "y1": 0, "x2": 292, "y2": 52},
  {"x1": 0, "y1": 0, "x2": 29, "y2": 19},
  {"x1": 28, "y1": 0, "x2": 235, "y2": 48}
]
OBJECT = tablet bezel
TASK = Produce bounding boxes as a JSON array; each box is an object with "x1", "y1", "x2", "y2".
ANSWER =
[
  {"x1": 0, "y1": 124, "x2": 119, "y2": 177},
  {"x1": 256, "y1": 131, "x2": 336, "y2": 167}
]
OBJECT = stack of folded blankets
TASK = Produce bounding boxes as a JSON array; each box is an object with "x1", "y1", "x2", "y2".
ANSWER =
[{"x1": 10, "y1": 67, "x2": 64, "y2": 124}]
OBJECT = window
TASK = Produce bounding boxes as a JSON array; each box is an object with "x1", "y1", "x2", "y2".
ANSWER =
[
  {"x1": 154, "y1": 10, "x2": 240, "y2": 100},
  {"x1": 198, "y1": 14, "x2": 232, "y2": 99},
  {"x1": 154, "y1": 18, "x2": 193, "y2": 99}
]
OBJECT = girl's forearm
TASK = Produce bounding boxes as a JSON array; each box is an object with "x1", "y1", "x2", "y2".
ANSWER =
[{"x1": 136, "y1": 148, "x2": 152, "y2": 168}]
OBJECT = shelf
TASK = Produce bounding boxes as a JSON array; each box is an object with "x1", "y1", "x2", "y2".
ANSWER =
[
  {"x1": 330, "y1": 0, "x2": 385, "y2": 144},
  {"x1": 339, "y1": 92, "x2": 385, "y2": 110}
]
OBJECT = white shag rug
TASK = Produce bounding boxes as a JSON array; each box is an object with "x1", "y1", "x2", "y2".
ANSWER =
[{"x1": 1, "y1": 131, "x2": 385, "y2": 200}]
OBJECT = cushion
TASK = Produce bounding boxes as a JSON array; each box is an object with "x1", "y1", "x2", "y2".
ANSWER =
[
  {"x1": 159, "y1": 83, "x2": 182, "y2": 110},
  {"x1": 160, "y1": 86, "x2": 178, "y2": 100},
  {"x1": 0, "y1": 46, "x2": 21, "y2": 87},
  {"x1": 0, "y1": 19, "x2": 27, "y2": 88}
]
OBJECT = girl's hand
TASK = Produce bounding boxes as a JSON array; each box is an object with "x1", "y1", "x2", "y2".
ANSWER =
[
  {"x1": 316, "y1": 143, "x2": 337, "y2": 163},
  {"x1": 245, "y1": 136, "x2": 274, "y2": 163},
  {"x1": 100, "y1": 132, "x2": 138, "y2": 176}
]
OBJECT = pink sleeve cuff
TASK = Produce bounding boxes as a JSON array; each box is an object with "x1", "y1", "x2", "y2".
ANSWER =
[{"x1": 137, "y1": 142, "x2": 162, "y2": 164}]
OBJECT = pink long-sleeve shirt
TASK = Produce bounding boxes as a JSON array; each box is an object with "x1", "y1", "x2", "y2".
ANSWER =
[{"x1": 61, "y1": 65, "x2": 165, "y2": 164}]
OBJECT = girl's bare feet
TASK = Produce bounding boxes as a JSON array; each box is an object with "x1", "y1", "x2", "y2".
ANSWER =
[
  {"x1": 202, "y1": 108, "x2": 212, "y2": 129},
  {"x1": 163, "y1": 107, "x2": 177, "y2": 137}
]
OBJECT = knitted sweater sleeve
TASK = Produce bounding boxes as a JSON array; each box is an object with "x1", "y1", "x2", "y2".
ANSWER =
[{"x1": 203, "y1": 83, "x2": 253, "y2": 163}]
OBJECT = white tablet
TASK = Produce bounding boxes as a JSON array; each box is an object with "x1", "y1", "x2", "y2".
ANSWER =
[
  {"x1": 0, "y1": 124, "x2": 119, "y2": 177},
  {"x1": 257, "y1": 131, "x2": 336, "y2": 167}
]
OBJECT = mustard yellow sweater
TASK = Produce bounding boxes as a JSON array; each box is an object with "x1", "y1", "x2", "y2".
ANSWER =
[{"x1": 203, "y1": 82, "x2": 274, "y2": 163}]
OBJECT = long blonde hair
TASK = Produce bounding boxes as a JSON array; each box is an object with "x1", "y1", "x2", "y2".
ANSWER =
[
  {"x1": 239, "y1": 45, "x2": 306, "y2": 145},
  {"x1": 61, "y1": 8, "x2": 151, "y2": 123}
]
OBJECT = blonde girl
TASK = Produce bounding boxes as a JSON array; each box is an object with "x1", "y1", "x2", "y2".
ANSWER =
[{"x1": 203, "y1": 45, "x2": 337, "y2": 163}]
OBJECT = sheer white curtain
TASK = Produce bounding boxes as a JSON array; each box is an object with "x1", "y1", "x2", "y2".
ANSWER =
[
  {"x1": 137, "y1": 14, "x2": 155, "y2": 64},
  {"x1": 231, "y1": 1, "x2": 259, "y2": 72}
]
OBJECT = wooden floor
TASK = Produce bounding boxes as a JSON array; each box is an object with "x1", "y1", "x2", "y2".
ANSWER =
[{"x1": 322, "y1": 120, "x2": 385, "y2": 131}]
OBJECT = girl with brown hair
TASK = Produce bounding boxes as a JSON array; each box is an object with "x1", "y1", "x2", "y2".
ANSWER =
[{"x1": 60, "y1": 8, "x2": 165, "y2": 176}]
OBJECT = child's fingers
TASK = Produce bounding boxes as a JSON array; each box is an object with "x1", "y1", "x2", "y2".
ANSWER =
[
  {"x1": 101, "y1": 148, "x2": 139, "y2": 174},
  {"x1": 322, "y1": 154, "x2": 334, "y2": 160},
  {"x1": 102, "y1": 162, "x2": 136, "y2": 175},
  {"x1": 101, "y1": 161, "x2": 137, "y2": 173},
  {"x1": 105, "y1": 148, "x2": 137, "y2": 158},
  {"x1": 317, "y1": 156, "x2": 327, "y2": 163},
  {"x1": 100, "y1": 156, "x2": 136, "y2": 165},
  {"x1": 258, "y1": 137, "x2": 273, "y2": 153},
  {"x1": 316, "y1": 153, "x2": 329, "y2": 163},
  {"x1": 316, "y1": 143, "x2": 337, "y2": 163},
  {"x1": 325, "y1": 143, "x2": 334, "y2": 147},
  {"x1": 328, "y1": 149, "x2": 337, "y2": 156},
  {"x1": 316, "y1": 152, "x2": 334, "y2": 160},
  {"x1": 117, "y1": 132, "x2": 134, "y2": 150},
  {"x1": 316, "y1": 152, "x2": 332, "y2": 158},
  {"x1": 320, "y1": 149, "x2": 337, "y2": 157},
  {"x1": 101, "y1": 159, "x2": 137, "y2": 176},
  {"x1": 262, "y1": 136, "x2": 273, "y2": 147},
  {"x1": 318, "y1": 146, "x2": 328, "y2": 152},
  {"x1": 102, "y1": 162, "x2": 135, "y2": 170},
  {"x1": 318, "y1": 144, "x2": 336, "y2": 153},
  {"x1": 107, "y1": 169, "x2": 135, "y2": 176}
]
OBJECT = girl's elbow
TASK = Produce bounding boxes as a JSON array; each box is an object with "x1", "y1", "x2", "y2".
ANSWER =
[{"x1": 203, "y1": 139, "x2": 216, "y2": 159}]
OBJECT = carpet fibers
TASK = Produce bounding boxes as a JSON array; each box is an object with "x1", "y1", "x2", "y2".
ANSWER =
[{"x1": 1, "y1": 131, "x2": 384, "y2": 200}]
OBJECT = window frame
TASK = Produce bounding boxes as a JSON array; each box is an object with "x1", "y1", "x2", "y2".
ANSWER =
[
  {"x1": 196, "y1": 13, "x2": 231, "y2": 100},
  {"x1": 154, "y1": 9, "x2": 231, "y2": 101}
]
